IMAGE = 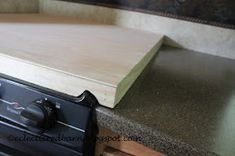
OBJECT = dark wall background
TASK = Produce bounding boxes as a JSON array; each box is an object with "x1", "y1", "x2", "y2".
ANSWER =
[{"x1": 61, "y1": 0, "x2": 235, "y2": 29}]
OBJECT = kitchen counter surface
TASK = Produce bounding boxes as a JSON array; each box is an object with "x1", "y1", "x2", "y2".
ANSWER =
[{"x1": 96, "y1": 46, "x2": 235, "y2": 156}]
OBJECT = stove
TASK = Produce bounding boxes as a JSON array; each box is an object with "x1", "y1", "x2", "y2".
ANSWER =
[{"x1": 0, "y1": 74, "x2": 98, "y2": 156}]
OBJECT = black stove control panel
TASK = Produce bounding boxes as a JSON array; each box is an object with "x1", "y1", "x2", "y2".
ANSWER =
[
  {"x1": 0, "y1": 74, "x2": 98, "y2": 156},
  {"x1": 20, "y1": 99, "x2": 57, "y2": 132}
]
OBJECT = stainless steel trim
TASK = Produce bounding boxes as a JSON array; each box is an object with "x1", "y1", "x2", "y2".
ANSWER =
[{"x1": 56, "y1": 121, "x2": 85, "y2": 133}]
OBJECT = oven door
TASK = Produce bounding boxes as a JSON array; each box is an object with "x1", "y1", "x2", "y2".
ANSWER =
[
  {"x1": 0, "y1": 143, "x2": 30, "y2": 156},
  {"x1": 0, "y1": 120, "x2": 83, "y2": 156}
]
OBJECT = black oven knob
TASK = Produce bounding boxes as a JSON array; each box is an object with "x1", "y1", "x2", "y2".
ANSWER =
[{"x1": 20, "y1": 99, "x2": 56, "y2": 132}]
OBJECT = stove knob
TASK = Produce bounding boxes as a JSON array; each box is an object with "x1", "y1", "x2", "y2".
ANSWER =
[{"x1": 20, "y1": 99, "x2": 56, "y2": 132}]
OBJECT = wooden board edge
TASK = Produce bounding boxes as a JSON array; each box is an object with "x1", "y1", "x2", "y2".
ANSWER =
[
  {"x1": 0, "y1": 54, "x2": 117, "y2": 107},
  {"x1": 113, "y1": 36, "x2": 164, "y2": 107}
]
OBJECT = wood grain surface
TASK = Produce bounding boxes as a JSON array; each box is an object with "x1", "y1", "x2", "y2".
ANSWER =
[
  {"x1": 0, "y1": 14, "x2": 163, "y2": 108},
  {"x1": 96, "y1": 127, "x2": 165, "y2": 156}
]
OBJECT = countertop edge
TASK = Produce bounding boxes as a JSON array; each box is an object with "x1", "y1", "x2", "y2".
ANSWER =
[{"x1": 96, "y1": 106, "x2": 218, "y2": 156}]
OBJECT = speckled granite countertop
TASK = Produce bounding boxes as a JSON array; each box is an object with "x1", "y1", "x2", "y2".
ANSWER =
[{"x1": 96, "y1": 46, "x2": 235, "y2": 156}]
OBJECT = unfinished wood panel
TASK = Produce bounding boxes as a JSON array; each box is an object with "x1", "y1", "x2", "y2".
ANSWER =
[
  {"x1": 96, "y1": 127, "x2": 165, "y2": 156},
  {"x1": 103, "y1": 147, "x2": 132, "y2": 156},
  {"x1": 0, "y1": 14, "x2": 163, "y2": 108}
]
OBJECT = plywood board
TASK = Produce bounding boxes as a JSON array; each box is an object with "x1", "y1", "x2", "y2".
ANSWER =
[{"x1": 0, "y1": 14, "x2": 163, "y2": 108}]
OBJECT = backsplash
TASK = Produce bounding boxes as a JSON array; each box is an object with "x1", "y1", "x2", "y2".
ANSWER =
[
  {"x1": 0, "y1": 0, "x2": 39, "y2": 13},
  {"x1": 60, "y1": 0, "x2": 235, "y2": 29},
  {"x1": 39, "y1": 0, "x2": 235, "y2": 60}
]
